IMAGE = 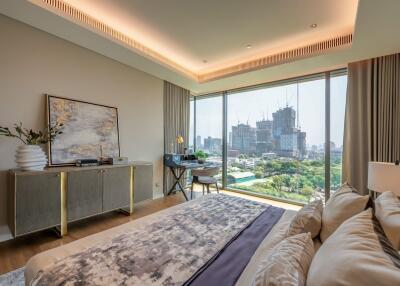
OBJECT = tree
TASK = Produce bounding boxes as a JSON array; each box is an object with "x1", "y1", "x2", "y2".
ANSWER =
[
  {"x1": 265, "y1": 160, "x2": 281, "y2": 176},
  {"x1": 298, "y1": 176, "x2": 313, "y2": 189},
  {"x1": 311, "y1": 175, "x2": 325, "y2": 189},
  {"x1": 254, "y1": 165, "x2": 264, "y2": 175},
  {"x1": 271, "y1": 175, "x2": 284, "y2": 192},
  {"x1": 255, "y1": 170, "x2": 263, "y2": 179},
  {"x1": 281, "y1": 161, "x2": 297, "y2": 174},
  {"x1": 300, "y1": 186, "x2": 315, "y2": 197}
]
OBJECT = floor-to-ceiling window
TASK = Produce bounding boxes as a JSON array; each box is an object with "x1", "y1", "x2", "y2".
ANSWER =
[
  {"x1": 189, "y1": 100, "x2": 195, "y2": 152},
  {"x1": 193, "y1": 94, "x2": 223, "y2": 183},
  {"x1": 227, "y1": 77, "x2": 325, "y2": 203},
  {"x1": 330, "y1": 73, "x2": 347, "y2": 193},
  {"x1": 190, "y1": 69, "x2": 347, "y2": 204}
]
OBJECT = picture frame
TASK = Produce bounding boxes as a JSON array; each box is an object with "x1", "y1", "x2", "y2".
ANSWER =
[{"x1": 46, "y1": 94, "x2": 120, "y2": 166}]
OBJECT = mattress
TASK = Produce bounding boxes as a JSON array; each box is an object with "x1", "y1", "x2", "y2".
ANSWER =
[{"x1": 25, "y1": 194, "x2": 296, "y2": 285}]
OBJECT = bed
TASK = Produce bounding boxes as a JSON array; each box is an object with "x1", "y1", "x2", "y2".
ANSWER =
[{"x1": 25, "y1": 194, "x2": 296, "y2": 285}]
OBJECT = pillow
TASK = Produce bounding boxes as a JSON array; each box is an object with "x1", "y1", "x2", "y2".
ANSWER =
[
  {"x1": 252, "y1": 233, "x2": 314, "y2": 286},
  {"x1": 375, "y1": 191, "x2": 400, "y2": 251},
  {"x1": 287, "y1": 199, "x2": 323, "y2": 239},
  {"x1": 312, "y1": 237, "x2": 322, "y2": 252},
  {"x1": 307, "y1": 209, "x2": 400, "y2": 286},
  {"x1": 320, "y1": 183, "x2": 369, "y2": 242}
]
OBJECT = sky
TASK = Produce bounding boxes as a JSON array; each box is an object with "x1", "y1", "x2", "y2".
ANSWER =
[{"x1": 190, "y1": 75, "x2": 347, "y2": 148}]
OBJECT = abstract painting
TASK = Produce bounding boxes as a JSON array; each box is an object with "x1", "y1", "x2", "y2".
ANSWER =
[{"x1": 47, "y1": 95, "x2": 120, "y2": 165}]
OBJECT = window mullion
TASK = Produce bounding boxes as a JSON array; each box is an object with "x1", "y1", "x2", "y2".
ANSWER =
[
  {"x1": 193, "y1": 98, "x2": 197, "y2": 151},
  {"x1": 325, "y1": 72, "x2": 331, "y2": 202},
  {"x1": 222, "y1": 91, "x2": 228, "y2": 188}
]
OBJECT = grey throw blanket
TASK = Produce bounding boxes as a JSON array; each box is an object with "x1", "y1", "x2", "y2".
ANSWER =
[{"x1": 32, "y1": 194, "x2": 270, "y2": 286}]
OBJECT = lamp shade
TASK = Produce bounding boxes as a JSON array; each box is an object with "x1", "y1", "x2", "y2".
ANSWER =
[{"x1": 368, "y1": 162, "x2": 400, "y2": 195}]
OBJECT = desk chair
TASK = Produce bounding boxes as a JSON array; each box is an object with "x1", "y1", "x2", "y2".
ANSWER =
[{"x1": 190, "y1": 167, "x2": 220, "y2": 199}]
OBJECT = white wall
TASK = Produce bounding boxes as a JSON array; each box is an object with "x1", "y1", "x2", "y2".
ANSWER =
[{"x1": 0, "y1": 15, "x2": 164, "y2": 242}]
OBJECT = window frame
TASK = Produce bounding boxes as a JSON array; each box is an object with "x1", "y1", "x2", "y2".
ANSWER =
[{"x1": 190, "y1": 68, "x2": 347, "y2": 205}]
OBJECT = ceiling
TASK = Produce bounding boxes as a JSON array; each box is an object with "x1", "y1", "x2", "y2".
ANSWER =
[
  {"x1": 1, "y1": 0, "x2": 400, "y2": 94},
  {"x1": 63, "y1": 0, "x2": 357, "y2": 73}
]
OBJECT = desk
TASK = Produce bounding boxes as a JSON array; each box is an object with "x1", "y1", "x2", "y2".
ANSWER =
[{"x1": 164, "y1": 155, "x2": 213, "y2": 201}]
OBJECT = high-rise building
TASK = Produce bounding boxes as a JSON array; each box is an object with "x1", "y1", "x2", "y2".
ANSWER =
[
  {"x1": 279, "y1": 133, "x2": 298, "y2": 157},
  {"x1": 297, "y1": 131, "x2": 306, "y2": 157},
  {"x1": 204, "y1": 136, "x2": 222, "y2": 154},
  {"x1": 256, "y1": 119, "x2": 273, "y2": 154},
  {"x1": 230, "y1": 107, "x2": 307, "y2": 157},
  {"x1": 272, "y1": 106, "x2": 307, "y2": 157},
  {"x1": 272, "y1": 106, "x2": 296, "y2": 138},
  {"x1": 196, "y1": 135, "x2": 202, "y2": 149},
  {"x1": 231, "y1": 123, "x2": 256, "y2": 154}
]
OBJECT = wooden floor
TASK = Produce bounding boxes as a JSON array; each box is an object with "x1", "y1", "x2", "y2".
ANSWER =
[{"x1": 0, "y1": 190, "x2": 299, "y2": 275}]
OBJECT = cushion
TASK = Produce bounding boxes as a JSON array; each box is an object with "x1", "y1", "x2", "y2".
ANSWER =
[
  {"x1": 307, "y1": 209, "x2": 400, "y2": 286},
  {"x1": 320, "y1": 183, "x2": 369, "y2": 242},
  {"x1": 312, "y1": 237, "x2": 322, "y2": 252},
  {"x1": 375, "y1": 191, "x2": 400, "y2": 251},
  {"x1": 287, "y1": 199, "x2": 323, "y2": 239},
  {"x1": 252, "y1": 233, "x2": 314, "y2": 286}
]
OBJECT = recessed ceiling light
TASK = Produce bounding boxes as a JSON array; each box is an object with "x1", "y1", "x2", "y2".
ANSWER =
[
  {"x1": 203, "y1": 59, "x2": 208, "y2": 63},
  {"x1": 310, "y1": 23, "x2": 317, "y2": 28},
  {"x1": 246, "y1": 44, "x2": 252, "y2": 49}
]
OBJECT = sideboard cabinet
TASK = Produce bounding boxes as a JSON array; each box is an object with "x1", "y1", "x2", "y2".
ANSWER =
[{"x1": 8, "y1": 162, "x2": 153, "y2": 238}]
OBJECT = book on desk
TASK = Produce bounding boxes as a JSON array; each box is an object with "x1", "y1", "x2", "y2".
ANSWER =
[{"x1": 164, "y1": 153, "x2": 198, "y2": 168}]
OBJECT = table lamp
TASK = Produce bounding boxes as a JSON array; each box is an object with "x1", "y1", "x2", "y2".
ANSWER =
[
  {"x1": 368, "y1": 161, "x2": 400, "y2": 196},
  {"x1": 176, "y1": 135, "x2": 184, "y2": 144}
]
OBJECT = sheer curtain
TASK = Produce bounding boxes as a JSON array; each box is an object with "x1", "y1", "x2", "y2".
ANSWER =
[
  {"x1": 342, "y1": 53, "x2": 400, "y2": 194},
  {"x1": 163, "y1": 81, "x2": 190, "y2": 194}
]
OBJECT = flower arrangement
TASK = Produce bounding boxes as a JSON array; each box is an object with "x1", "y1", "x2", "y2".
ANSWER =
[
  {"x1": 0, "y1": 122, "x2": 63, "y2": 145},
  {"x1": 0, "y1": 122, "x2": 64, "y2": 171}
]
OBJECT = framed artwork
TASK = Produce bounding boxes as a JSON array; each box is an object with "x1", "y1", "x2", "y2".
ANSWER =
[{"x1": 46, "y1": 95, "x2": 120, "y2": 166}]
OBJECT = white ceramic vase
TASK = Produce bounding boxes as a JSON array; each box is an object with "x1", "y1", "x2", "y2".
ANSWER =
[{"x1": 15, "y1": 145, "x2": 48, "y2": 171}]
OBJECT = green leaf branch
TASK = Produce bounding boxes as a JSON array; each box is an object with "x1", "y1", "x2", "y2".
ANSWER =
[{"x1": 0, "y1": 122, "x2": 64, "y2": 145}]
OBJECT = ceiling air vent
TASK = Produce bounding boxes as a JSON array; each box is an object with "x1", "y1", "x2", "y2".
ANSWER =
[
  {"x1": 38, "y1": 0, "x2": 197, "y2": 80},
  {"x1": 198, "y1": 34, "x2": 353, "y2": 82}
]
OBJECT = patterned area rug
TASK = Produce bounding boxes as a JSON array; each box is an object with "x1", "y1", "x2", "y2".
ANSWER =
[{"x1": 0, "y1": 267, "x2": 24, "y2": 286}]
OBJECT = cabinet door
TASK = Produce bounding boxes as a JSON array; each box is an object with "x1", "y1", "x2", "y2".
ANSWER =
[
  {"x1": 134, "y1": 164, "x2": 153, "y2": 203},
  {"x1": 103, "y1": 167, "x2": 130, "y2": 212},
  {"x1": 67, "y1": 170, "x2": 102, "y2": 222},
  {"x1": 15, "y1": 173, "x2": 61, "y2": 236}
]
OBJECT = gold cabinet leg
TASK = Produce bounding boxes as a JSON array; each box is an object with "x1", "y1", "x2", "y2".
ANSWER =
[
  {"x1": 118, "y1": 166, "x2": 135, "y2": 215},
  {"x1": 130, "y1": 166, "x2": 135, "y2": 214},
  {"x1": 60, "y1": 171, "x2": 68, "y2": 236}
]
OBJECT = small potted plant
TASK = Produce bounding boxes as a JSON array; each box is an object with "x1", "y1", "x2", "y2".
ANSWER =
[
  {"x1": 195, "y1": 150, "x2": 208, "y2": 164},
  {"x1": 0, "y1": 122, "x2": 63, "y2": 171}
]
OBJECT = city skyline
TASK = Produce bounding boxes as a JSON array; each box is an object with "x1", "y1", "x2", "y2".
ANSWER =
[
  {"x1": 190, "y1": 75, "x2": 347, "y2": 148},
  {"x1": 227, "y1": 106, "x2": 307, "y2": 157}
]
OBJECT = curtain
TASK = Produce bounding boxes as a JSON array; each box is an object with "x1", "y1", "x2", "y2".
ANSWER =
[
  {"x1": 342, "y1": 53, "x2": 400, "y2": 195},
  {"x1": 163, "y1": 81, "x2": 190, "y2": 194}
]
